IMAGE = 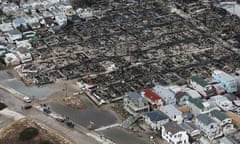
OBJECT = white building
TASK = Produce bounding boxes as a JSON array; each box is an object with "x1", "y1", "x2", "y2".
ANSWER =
[
  {"x1": 144, "y1": 110, "x2": 169, "y2": 131},
  {"x1": 15, "y1": 47, "x2": 32, "y2": 63},
  {"x1": 209, "y1": 110, "x2": 235, "y2": 135},
  {"x1": 4, "y1": 53, "x2": 20, "y2": 66},
  {"x1": 190, "y1": 75, "x2": 211, "y2": 97},
  {"x1": 142, "y1": 89, "x2": 163, "y2": 109},
  {"x1": 160, "y1": 104, "x2": 183, "y2": 124},
  {"x1": 161, "y1": 121, "x2": 189, "y2": 144},
  {"x1": 187, "y1": 97, "x2": 220, "y2": 116},
  {"x1": 7, "y1": 29, "x2": 22, "y2": 43},
  {"x1": 55, "y1": 14, "x2": 68, "y2": 26},
  {"x1": 2, "y1": 3, "x2": 19, "y2": 15},
  {"x1": 183, "y1": 88, "x2": 202, "y2": 99},
  {"x1": 59, "y1": 5, "x2": 75, "y2": 16},
  {"x1": 210, "y1": 95, "x2": 235, "y2": 111},
  {"x1": 123, "y1": 92, "x2": 149, "y2": 116},
  {"x1": 195, "y1": 114, "x2": 222, "y2": 140},
  {"x1": 16, "y1": 40, "x2": 32, "y2": 49},
  {"x1": 0, "y1": 23, "x2": 14, "y2": 32},
  {"x1": 153, "y1": 85, "x2": 176, "y2": 105},
  {"x1": 12, "y1": 18, "x2": 27, "y2": 28},
  {"x1": 180, "y1": 122, "x2": 201, "y2": 137},
  {"x1": 212, "y1": 70, "x2": 237, "y2": 93}
]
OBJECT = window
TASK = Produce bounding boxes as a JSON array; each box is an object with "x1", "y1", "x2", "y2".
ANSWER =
[
  {"x1": 177, "y1": 141, "x2": 182, "y2": 144},
  {"x1": 210, "y1": 125, "x2": 214, "y2": 129}
]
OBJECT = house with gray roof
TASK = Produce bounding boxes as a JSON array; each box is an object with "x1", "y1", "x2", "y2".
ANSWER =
[
  {"x1": 6, "y1": 29, "x2": 22, "y2": 43},
  {"x1": 180, "y1": 122, "x2": 201, "y2": 137},
  {"x1": 210, "y1": 110, "x2": 235, "y2": 135},
  {"x1": 123, "y1": 92, "x2": 149, "y2": 116},
  {"x1": 190, "y1": 75, "x2": 211, "y2": 97},
  {"x1": 195, "y1": 114, "x2": 222, "y2": 140},
  {"x1": 210, "y1": 110, "x2": 232, "y2": 126},
  {"x1": 187, "y1": 97, "x2": 219, "y2": 116},
  {"x1": 12, "y1": 18, "x2": 26, "y2": 28},
  {"x1": 160, "y1": 104, "x2": 183, "y2": 124},
  {"x1": 144, "y1": 110, "x2": 169, "y2": 130},
  {"x1": 161, "y1": 121, "x2": 189, "y2": 144},
  {"x1": 153, "y1": 85, "x2": 176, "y2": 105}
]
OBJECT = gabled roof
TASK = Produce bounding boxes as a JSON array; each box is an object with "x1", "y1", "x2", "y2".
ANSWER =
[
  {"x1": 160, "y1": 104, "x2": 182, "y2": 116},
  {"x1": 188, "y1": 97, "x2": 204, "y2": 110},
  {"x1": 145, "y1": 110, "x2": 168, "y2": 122},
  {"x1": 163, "y1": 121, "x2": 185, "y2": 135},
  {"x1": 213, "y1": 70, "x2": 235, "y2": 81},
  {"x1": 143, "y1": 89, "x2": 161, "y2": 101},
  {"x1": 12, "y1": 18, "x2": 26, "y2": 25},
  {"x1": 126, "y1": 92, "x2": 147, "y2": 106},
  {"x1": 7, "y1": 29, "x2": 22, "y2": 35},
  {"x1": 191, "y1": 76, "x2": 208, "y2": 87},
  {"x1": 196, "y1": 114, "x2": 215, "y2": 125},
  {"x1": 210, "y1": 110, "x2": 229, "y2": 121},
  {"x1": 153, "y1": 85, "x2": 175, "y2": 99}
]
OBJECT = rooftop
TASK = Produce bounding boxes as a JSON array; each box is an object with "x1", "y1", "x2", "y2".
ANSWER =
[
  {"x1": 191, "y1": 75, "x2": 209, "y2": 87},
  {"x1": 126, "y1": 92, "x2": 147, "y2": 106},
  {"x1": 210, "y1": 109, "x2": 229, "y2": 121},
  {"x1": 143, "y1": 89, "x2": 161, "y2": 101},
  {"x1": 145, "y1": 110, "x2": 169, "y2": 122},
  {"x1": 153, "y1": 85, "x2": 175, "y2": 99},
  {"x1": 196, "y1": 114, "x2": 215, "y2": 125},
  {"x1": 188, "y1": 97, "x2": 204, "y2": 110},
  {"x1": 160, "y1": 104, "x2": 182, "y2": 115},
  {"x1": 163, "y1": 121, "x2": 185, "y2": 135},
  {"x1": 7, "y1": 29, "x2": 22, "y2": 35},
  {"x1": 213, "y1": 70, "x2": 235, "y2": 81}
]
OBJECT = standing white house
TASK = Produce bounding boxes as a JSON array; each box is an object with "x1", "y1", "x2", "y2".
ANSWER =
[
  {"x1": 15, "y1": 47, "x2": 32, "y2": 63},
  {"x1": 190, "y1": 75, "x2": 211, "y2": 97},
  {"x1": 144, "y1": 110, "x2": 169, "y2": 131},
  {"x1": 180, "y1": 122, "x2": 201, "y2": 137},
  {"x1": 153, "y1": 85, "x2": 176, "y2": 105},
  {"x1": 7, "y1": 29, "x2": 22, "y2": 43},
  {"x1": 209, "y1": 110, "x2": 235, "y2": 135},
  {"x1": 161, "y1": 121, "x2": 189, "y2": 144},
  {"x1": 160, "y1": 104, "x2": 183, "y2": 124},
  {"x1": 187, "y1": 97, "x2": 220, "y2": 116},
  {"x1": 142, "y1": 89, "x2": 163, "y2": 109},
  {"x1": 123, "y1": 92, "x2": 149, "y2": 116},
  {"x1": 212, "y1": 70, "x2": 238, "y2": 93},
  {"x1": 209, "y1": 95, "x2": 235, "y2": 111},
  {"x1": 195, "y1": 114, "x2": 222, "y2": 140}
]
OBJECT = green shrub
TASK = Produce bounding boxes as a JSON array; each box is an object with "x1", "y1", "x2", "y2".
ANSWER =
[{"x1": 19, "y1": 127, "x2": 39, "y2": 141}]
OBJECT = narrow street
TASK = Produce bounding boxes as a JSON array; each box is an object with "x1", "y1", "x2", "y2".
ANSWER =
[{"x1": 0, "y1": 88, "x2": 100, "y2": 144}]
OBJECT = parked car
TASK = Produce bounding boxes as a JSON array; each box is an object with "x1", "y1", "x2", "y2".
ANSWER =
[
  {"x1": 43, "y1": 108, "x2": 51, "y2": 114},
  {"x1": 56, "y1": 116, "x2": 66, "y2": 123},
  {"x1": 23, "y1": 96, "x2": 31, "y2": 103},
  {"x1": 66, "y1": 121, "x2": 75, "y2": 128},
  {"x1": 23, "y1": 105, "x2": 32, "y2": 110}
]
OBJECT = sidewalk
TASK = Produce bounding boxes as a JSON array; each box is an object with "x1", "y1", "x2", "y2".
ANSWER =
[{"x1": 0, "y1": 108, "x2": 25, "y2": 120}]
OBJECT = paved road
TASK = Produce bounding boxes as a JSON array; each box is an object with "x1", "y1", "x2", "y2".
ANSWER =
[{"x1": 0, "y1": 89, "x2": 100, "y2": 144}]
